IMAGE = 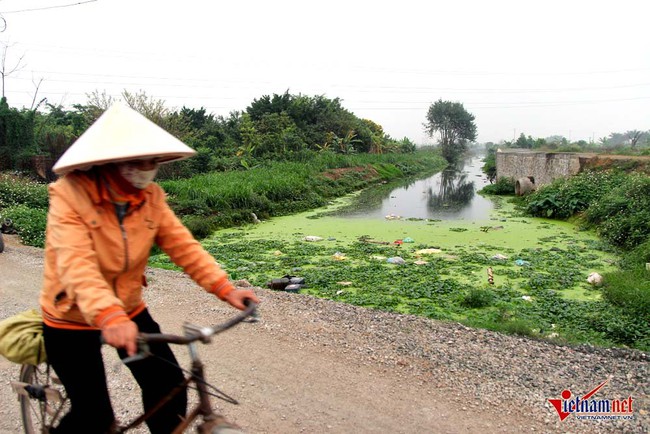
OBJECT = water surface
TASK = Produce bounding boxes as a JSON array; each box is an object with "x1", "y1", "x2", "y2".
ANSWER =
[{"x1": 335, "y1": 154, "x2": 494, "y2": 221}]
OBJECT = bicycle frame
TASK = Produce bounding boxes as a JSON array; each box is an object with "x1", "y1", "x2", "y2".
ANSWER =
[{"x1": 115, "y1": 333, "x2": 233, "y2": 434}]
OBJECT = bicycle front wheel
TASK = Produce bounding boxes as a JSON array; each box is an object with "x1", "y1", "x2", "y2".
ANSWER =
[{"x1": 17, "y1": 364, "x2": 69, "y2": 434}]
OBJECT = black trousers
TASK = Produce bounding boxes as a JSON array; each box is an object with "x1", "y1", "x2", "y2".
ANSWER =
[{"x1": 43, "y1": 309, "x2": 187, "y2": 434}]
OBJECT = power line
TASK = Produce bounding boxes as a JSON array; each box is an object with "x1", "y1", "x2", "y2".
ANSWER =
[
  {"x1": 13, "y1": 71, "x2": 650, "y2": 94},
  {"x1": 8, "y1": 86, "x2": 648, "y2": 111},
  {"x1": 1, "y1": 0, "x2": 97, "y2": 14}
]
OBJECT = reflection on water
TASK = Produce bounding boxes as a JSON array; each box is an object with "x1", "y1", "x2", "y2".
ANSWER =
[{"x1": 334, "y1": 154, "x2": 495, "y2": 221}]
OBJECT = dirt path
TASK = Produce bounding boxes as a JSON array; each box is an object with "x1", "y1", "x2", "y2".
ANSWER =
[{"x1": 0, "y1": 236, "x2": 647, "y2": 433}]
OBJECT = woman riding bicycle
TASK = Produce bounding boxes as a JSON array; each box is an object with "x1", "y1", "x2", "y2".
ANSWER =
[{"x1": 40, "y1": 103, "x2": 259, "y2": 434}]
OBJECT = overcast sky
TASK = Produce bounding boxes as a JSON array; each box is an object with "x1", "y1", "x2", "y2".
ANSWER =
[{"x1": 1, "y1": 0, "x2": 649, "y2": 144}]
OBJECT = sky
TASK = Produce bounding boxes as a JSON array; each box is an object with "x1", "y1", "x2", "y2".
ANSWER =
[{"x1": 1, "y1": 0, "x2": 649, "y2": 145}]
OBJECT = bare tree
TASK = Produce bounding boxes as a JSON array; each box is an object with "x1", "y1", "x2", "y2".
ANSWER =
[
  {"x1": 81, "y1": 89, "x2": 117, "y2": 123},
  {"x1": 122, "y1": 89, "x2": 168, "y2": 126},
  {"x1": 30, "y1": 75, "x2": 46, "y2": 110},
  {"x1": 0, "y1": 41, "x2": 25, "y2": 98}
]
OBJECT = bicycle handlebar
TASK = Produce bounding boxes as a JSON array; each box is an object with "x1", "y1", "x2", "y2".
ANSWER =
[{"x1": 138, "y1": 301, "x2": 258, "y2": 346}]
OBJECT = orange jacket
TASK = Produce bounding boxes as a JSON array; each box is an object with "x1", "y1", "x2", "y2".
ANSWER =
[{"x1": 40, "y1": 170, "x2": 234, "y2": 330}]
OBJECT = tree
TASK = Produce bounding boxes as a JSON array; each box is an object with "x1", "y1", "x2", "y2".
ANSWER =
[
  {"x1": 625, "y1": 130, "x2": 643, "y2": 149},
  {"x1": 0, "y1": 42, "x2": 25, "y2": 99},
  {"x1": 122, "y1": 90, "x2": 168, "y2": 126},
  {"x1": 424, "y1": 99, "x2": 477, "y2": 162},
  {"x1": 515, "y1": 133, "x2": 534, "y2": 149}
]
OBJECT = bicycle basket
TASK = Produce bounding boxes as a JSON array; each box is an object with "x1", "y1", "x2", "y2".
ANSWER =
[{"x1": 0, "y1": 309, "x2": 47, "y2": 365}]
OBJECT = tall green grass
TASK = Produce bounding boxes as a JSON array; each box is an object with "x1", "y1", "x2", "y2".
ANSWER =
[{"x1": 161, "y1": 151, "x2": 447, "y2": 237}]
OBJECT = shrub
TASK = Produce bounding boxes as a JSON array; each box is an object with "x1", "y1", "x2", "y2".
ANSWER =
[
  {"x1": 585, "y1": 173, "x2": 650, "y2": 249},
  {"x1": 3, "y1": 205, "x2": 47, "y2": 247},
  {"x1": 461, "y1": 289, "x2": 494, "y2": 308},
  {"x1": 494, "y1": 319, "x2": 537, "y2": 338},
  {"x1": 623, "y1": 240, "x2": 650, "y2": 267},
  {"x1": 480, "y1": 177, "x2": 515, "y2": 195},
  {"x1": 181, "y1": 215, "x2": 223, "y2": 240},
  {"x1": 525, "y1": 171, "x2": 627, "y2": 219},
  {"x1": 601, "y1": 269, "x2": 650, "y2": 317},
  {"x1": 0, "y1": 174, "x2": 49, "y2": 209},
  {"x1": 587, "y1": 304, "x2": 650, "y2": 349}
]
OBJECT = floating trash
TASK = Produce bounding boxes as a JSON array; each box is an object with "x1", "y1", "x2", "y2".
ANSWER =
[
  {"x1": 284, "y1": 284, "x2": 302, "y2": 293},
  {"x1": 415, "y1": 248, "x2": 442, "y2": 255},
  {"x1": 267, "y1": 275, "x2": 305, "y2": 292},
  {"x1": 402, "y1": 237, "x2": 415, "y2": 243},
  {"x1": 413, "y1": 260, "x2": 428, "y2": 265},
  {"x1": 304, "y1": 235, "x2": 324, "y2": 242},
  {"x1": 521, "y1": 295, "x2": 533, "y2": 302},
  {"x1": 587, "y1": 272, "x2": 603, "y2": 286},
  {"x1": 491, "y1": 254, "x2": 508, "y2": 260},
  {"x1": 387, "y1": 256, "x2": 406, "y2": 265},
  {"x1": 337, "y1": 281, "x2": 353, "y2": 286},
  {"x1": 487, "y1": 267, "x2": 494, "y2": 285},
  {"x1": 332, "y1": 251, "x2": 347, "y2": 260},
  {"x1": 515, "y1": 259, "x2": 531, "y2": 266},
  {"x1": 385, "y1": 214, "x2": 401, "y2": 220},
  {"x1": 272, "y1": 250, "x2": 283, "y2": 256}
]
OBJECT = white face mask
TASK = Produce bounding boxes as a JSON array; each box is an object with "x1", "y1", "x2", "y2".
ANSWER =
[{"x1": 118, "y1": 163, "x2": 159, "y2": 189}]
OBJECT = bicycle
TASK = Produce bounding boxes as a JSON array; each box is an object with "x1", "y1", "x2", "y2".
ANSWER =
[{"x1": 11, "y1": 301, "x2": 258, "y2": 434}]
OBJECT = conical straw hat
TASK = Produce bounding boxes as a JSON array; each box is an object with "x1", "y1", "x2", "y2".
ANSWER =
[{"x1": 52, "y1": 103, "x2": 196, "y2": 175}]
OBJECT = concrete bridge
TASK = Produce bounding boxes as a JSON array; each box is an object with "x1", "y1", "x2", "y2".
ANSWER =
[{"x1": 495, "y1": 149, "x2": 650, "y2": 194}]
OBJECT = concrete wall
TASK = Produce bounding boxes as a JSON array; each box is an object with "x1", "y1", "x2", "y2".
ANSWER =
[{"x1": 496, "y1": 149, "x2": 589, "y2": 187}]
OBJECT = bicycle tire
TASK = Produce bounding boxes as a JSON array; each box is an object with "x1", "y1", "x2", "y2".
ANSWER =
[{"x1": 18, "y1": 364, "x2": 69, "y2": 434}]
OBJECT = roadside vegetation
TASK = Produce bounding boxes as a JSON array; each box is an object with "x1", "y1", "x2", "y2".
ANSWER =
[
  {"x1": 475, "y1": 163, "x2": 650, "y2": 351},
  {"x1": 522, "y1": 170, "x2": 650, "y2": 351}
]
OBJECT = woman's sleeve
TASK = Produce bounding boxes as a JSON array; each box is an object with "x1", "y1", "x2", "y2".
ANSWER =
[{"x1": 153, "y1": 186, "x2": 234, "y2": 299}]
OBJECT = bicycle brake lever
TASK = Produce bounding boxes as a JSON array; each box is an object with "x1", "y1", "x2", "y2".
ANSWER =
[
  {"x1": 244, "y1": 299, "x2": 259, "y2": 323},
  {"x1": 121, "y1": 352, "x2": 151, "y2": 365},
  {"x1": 120, "y1": 341, "x2": 151, "y2": 365}
]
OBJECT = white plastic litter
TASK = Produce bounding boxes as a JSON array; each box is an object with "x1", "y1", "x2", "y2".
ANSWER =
[{"x1": 587, "y1": 272, "x2": 603, "y2": 286}]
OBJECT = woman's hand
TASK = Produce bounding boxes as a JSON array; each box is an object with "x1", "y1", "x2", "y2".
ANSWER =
[
  {"x1": 224, "y1": 289, "x2": 260, "y2": 310},
  {"x1": 102, "y1": 320, "x2": 139, "y2": 356}
]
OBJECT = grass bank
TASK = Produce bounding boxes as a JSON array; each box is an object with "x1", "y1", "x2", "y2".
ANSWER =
[{"x1": 160, "y1": 151, "x2": 447, "y2": 238}]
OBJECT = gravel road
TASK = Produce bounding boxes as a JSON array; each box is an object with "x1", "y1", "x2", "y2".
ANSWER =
[{"x1": 0, "y1": 235, "x2": 647, "y2": 433}]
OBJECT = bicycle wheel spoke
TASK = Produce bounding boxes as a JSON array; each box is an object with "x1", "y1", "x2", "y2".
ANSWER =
[{"x1": 19, "y1": 364, "x2": 70, "y2": 434}]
